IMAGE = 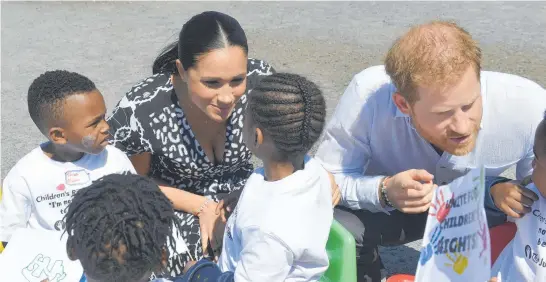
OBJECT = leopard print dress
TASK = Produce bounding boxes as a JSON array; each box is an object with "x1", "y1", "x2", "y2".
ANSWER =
[{"x1": 107, "y1": 58, "x2": 275, "y2": 276}]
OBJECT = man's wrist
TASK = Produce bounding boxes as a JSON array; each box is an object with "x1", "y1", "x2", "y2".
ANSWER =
[{"x1": 379, "y1": 176, "x2": 393, "y2": 208}]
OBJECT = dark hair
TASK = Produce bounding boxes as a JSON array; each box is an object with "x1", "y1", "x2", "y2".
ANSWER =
[
  {"x1": 152, "y1": 11, "x2": 248, "y2": 75},
  {"x1": 247, "y1": 73, "x2": 326, "y2": 161},
  {"x1": 27, "y1": 70, "x2": 96, "y2": 133},
  {"x1": 64, "y1": 173, "x2": 181, "y2": 281}
]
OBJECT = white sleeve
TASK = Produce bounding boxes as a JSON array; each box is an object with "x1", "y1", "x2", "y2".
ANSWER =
[
  {"x1": 233, "y1": 227, "x2": 294, "y2": 282},
  {"x1": 315, "y1": 75, "x2": 391, "y2": 213},
  {"x1": 0, "y1": 169, "x2": 32, "y2": 242}
]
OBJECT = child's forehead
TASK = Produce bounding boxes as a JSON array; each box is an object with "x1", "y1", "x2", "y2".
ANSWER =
[{"x1": 60, "y1": 91, "x2": 106, "y2": 118}]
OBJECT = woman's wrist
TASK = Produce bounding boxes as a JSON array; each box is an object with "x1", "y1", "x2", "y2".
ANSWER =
[
  {"x1": 195, "y1": 198, "x2": 212, "y2": 217},
  {"x1": 159, "y1": 185, "x2": 210, "y2": 214}
]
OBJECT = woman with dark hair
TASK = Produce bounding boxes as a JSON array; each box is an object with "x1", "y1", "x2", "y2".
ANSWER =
[{"x1": 107, "y1": 11, "x2": 275, "y2": 276}]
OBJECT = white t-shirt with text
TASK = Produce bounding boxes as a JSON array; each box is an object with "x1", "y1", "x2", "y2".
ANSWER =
[
  {"x1": 218, "y1": 156, "x2": 334, "y2": 282},
  {"x1": 492, "y1": 183, "x2": 546, "y2": 281},
  {"x1": 0, "y1": 144, "x2": 136, "y2": 242}
]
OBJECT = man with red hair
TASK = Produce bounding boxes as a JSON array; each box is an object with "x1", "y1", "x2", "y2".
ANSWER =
[{"x1": 316, "y1": 21, "x2": 546, "y2": 281}]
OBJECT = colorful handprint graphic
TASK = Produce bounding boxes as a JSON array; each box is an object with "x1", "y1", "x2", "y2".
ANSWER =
[
  {"x1": 419, "y1": 225, "x2": 443, "y2": 265},
  {"x1": 444, "y1": 242, "x2": 469, "y2": 275},
  {"x1": 429, "y1": 188, "x2": 454, "y2": 223}
]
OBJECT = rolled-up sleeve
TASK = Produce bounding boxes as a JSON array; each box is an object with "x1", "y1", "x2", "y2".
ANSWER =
[{"x1": 315, "y1": 76, "x2": 391, "y2": 213}]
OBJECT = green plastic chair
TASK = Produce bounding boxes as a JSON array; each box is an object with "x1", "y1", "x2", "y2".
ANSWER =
[{"x1": 320, "y1": 220, "x2": 357, "y2": 282}]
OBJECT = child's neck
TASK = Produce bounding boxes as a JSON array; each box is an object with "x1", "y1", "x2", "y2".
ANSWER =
[
  {"x1": 263, "y1": 155, "x2": 305, "y2": 182},
  {"x1": 42, "y1": 142, "x2": 85, "y2": 163}
]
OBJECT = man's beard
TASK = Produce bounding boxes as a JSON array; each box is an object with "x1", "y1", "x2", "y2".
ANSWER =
[{"x1": 411, "y1": 118, "x2": 480, "y2": 156}]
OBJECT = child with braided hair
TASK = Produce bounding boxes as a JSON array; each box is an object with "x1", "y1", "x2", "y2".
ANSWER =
[{"x1": 179, "y1": 73, "x2": 335, "y2": 282}]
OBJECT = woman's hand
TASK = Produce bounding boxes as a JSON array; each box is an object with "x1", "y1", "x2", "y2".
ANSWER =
[
  {"x1": 197, "y1": 200, "x2": 225, "y2": 260},
  {"x1": 327, "y1": 172, "x2": 341, "y2": 207},
  {"x1": 216, "y1": 189, "x2": 243, "y2": 222}
]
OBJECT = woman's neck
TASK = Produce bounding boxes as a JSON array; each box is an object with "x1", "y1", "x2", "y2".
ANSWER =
[{"x1": 263, "y1": 155, "x2": 305, "y2": 182}]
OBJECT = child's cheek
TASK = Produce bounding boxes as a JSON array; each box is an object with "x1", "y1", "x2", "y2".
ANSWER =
[{"x1": 81, "y1": 134, "x2": 96, "y2": 148}]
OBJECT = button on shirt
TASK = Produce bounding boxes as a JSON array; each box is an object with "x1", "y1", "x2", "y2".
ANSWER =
[{"x1": 315, "y1": 65, "x2": 546, "y2": 213}]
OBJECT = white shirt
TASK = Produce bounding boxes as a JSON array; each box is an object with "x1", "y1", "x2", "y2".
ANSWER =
[
  {"x1": 0, "y1": 228, "x2": 83, "y2": 282},
  {"x1": 218, "y1": 156, "x2": 333, "y2": 282},
  {"x1": 492, "y1": 183, "x2": 546, "y2": 282},
  {"x1": 0, "y1": 144, "x2": 136, "y2": 242},
  {"x1": 315, "y1": 65, "x2": 546, "y2": 213}
]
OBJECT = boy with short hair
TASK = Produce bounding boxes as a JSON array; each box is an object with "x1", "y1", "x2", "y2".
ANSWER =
[
  {"x1": 0, "y1": 70, "x2": 136, "y2": 246},
  {"x1": 491, "y1": 111, "x2": 546, "y2": 281}
]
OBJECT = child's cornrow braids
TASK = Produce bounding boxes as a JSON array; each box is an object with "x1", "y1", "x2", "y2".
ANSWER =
[
  {"x1": 64, "y1": 173, "x2": 181, "y2": 281},
  {"x1": 248, "y1": 73, "x2": 326, "y2": 160}
]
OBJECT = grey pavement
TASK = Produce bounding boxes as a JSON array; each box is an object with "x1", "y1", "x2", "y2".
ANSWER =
[{"x1": 2, "y1": 1, "x2": 545, "y2": 278}]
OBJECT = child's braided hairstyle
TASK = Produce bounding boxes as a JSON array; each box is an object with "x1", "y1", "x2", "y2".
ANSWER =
[
  {"x1": 64, "y1": 173, "x2": 181, "y2": 281},
  {"x1": 247, "y1": 73, "x2": 326, "y2": 161}
]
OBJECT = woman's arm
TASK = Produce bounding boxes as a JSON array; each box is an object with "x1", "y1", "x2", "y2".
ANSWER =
[{"x1": 129, "y1": 153, "x2": 208, "y2": 214}]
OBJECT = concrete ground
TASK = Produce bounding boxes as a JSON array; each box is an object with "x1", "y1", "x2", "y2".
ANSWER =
[{"x1": 1, "y1": 1, "x2": 545, "y2": 279}]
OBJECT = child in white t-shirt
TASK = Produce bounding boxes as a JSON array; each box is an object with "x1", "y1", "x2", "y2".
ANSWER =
[
  {"x1": 0, "y1": 70, "x2": 136, "y2": 246},
  {"x1": 179, "y1": 73, "x2": 335, "y2": 282},
  {"x1": 491, "y1": 112, "x2": 546, "y2": 281}
]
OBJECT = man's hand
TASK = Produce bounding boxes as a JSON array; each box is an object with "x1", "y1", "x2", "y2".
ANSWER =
[
  {"x1": 491, "y1": 180, "x2": 538, "y2": 218},
  {"x1": 327, "y1": 171, "x2": 341, "y2": 207},
  {"x1": 382, "y1": 169, "x2": 437, "y2": 214}
]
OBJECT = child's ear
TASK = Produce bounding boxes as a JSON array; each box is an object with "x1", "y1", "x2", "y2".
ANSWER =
[
  {"x1": 66, "y1": 238, "x2": 78, "y2": 261},
  {"x1": 160, "y1": 248, "x2": 168, "y2": 269},
  {"x1": 255, "y1": 128, "x2": 264, "y2": 146},
  {"x1": 49, "y1": 127, "x2": 67, "y2": 145}
]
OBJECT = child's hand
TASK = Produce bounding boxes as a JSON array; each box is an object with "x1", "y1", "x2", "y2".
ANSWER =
[
  {"x1": 216, "y1": 189, "x2": 243, "y2": 222},
  {"x1": 327, "y1": 172, "x2": 341, "y2": 207},
  {"x1": 491, "y1": 180, "x2": 538, "y2": 218},
  {"x1": 183, "y1": 261, "x2": 197, "y2": 274}
]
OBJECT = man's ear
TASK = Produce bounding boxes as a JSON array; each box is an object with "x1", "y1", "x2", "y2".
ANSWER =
[
  {"x1": 392, "y1": 92, "x2": 411, "y2": 115},
  {"x1": 49, "y1": 127, "x2": 67, "y2": 145}
]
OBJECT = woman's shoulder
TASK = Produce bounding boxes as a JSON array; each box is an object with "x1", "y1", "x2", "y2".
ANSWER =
[
  {"x1": 122, "y1": 72, "x2": 173, "y2": 103},
  {"x1": 247, "y1": 58, "x2": 275, "y2": 76},
  {"x1": 246, "y1": 58, "x2": 275, "y2": 92}
]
